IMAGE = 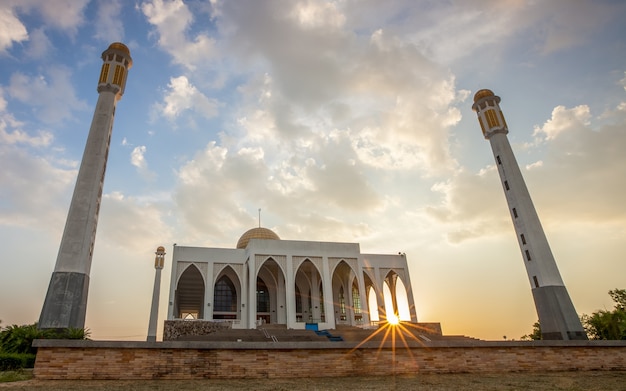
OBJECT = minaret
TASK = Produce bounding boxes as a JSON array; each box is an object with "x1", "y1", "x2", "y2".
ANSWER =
[
  {"x1": 39, "y1": 43, "x2": 132, "y2": 329},
  {"x1": 471, "y1": 89, "x2": 587, "y2": 340},
  {"x1": 147, "y1": 246, "x2": 165, "y2": 342}
]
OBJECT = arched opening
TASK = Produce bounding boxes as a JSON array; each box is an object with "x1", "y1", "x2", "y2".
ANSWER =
[
  {"x1": 213, "y1": 275, "x2": 237, "y2": 320},
  {"x1": 368, "y1": 286, "x2": 379, "y2": 322},
  {"x1": 364, "y1": 272, "x2": 379, "y2": 322},
  {"x1": 174, "y1": 264, "x2": 204, "y2": 319},
  {"x1": 256, "y1": 277, "x2": 270, "y2": 324},
  {"x1": 213, "y1": 266, "x2": 241, "y2": 321},
  {"x1": 352, "y1": 279, "x2": 362, "y2": 324},
  {"x1": 332, "y1": 260, "x2": 358, "y2": 326},
  {"x1": 295, "y1": 259, "x2": 323, "y2": 323},
  {"x1": 395, "y1": 277, "x2": 411, "y2": 321},
  {"x1": 256, "y1": 257, "x2": 286, "y2": 325},
  {"x1": 383, "y1": 281, "x2": 396, "y2": 322},
  {"x1": 383, "y1": 271, "x2": 411, "y2": 322}
]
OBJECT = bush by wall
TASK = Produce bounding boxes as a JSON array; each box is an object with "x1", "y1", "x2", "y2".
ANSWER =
[{"x1": 0, "y1": 353, "x2": 36, "y2": 371}]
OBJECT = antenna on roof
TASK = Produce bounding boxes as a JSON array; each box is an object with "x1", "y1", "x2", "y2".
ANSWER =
[{"x1": 258, "y1": 208, "x2": 261, "y2": 228}]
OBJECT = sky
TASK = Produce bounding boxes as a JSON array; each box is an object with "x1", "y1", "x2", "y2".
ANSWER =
[{"x1": 1, "y1": 0, "x2": 625, "y2": 341}]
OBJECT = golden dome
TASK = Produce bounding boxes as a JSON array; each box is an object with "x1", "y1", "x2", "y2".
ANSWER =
[
  {"x1": 107, "y1": 42, "x2": 130, "y2": 56},
  {"x1": 156, "y1": 246, "x2": 165, "y2": 252},
  {"x1": 236, "y1": 227, "x2": 280, "y2": 249},
  {"x1": 473, "y1": 89, "x2": 495, "y2": 103}
]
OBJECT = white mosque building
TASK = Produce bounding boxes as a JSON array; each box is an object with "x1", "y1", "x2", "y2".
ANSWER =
[{"x1": 166, "y1": 227, "x2": 417, "y2": 330}]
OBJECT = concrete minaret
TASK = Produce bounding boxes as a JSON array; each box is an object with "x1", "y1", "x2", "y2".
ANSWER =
[
  {"x1": 39, "y1": 43, "x2": 132, "y2": 329},
  {"x1": 472, "y1": 89, "x2": 587, "y2": 340},
  {"x1": 147, "y1": 246, "x2": 165, "y2": 342}
]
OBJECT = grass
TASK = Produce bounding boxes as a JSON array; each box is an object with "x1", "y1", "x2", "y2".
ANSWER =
[
  {"x1": 0, "y1": 370, "x2": 32, "y2": 383},
  {"x1": 0, "y1": 371, "x2": 625, "y2": 390}
]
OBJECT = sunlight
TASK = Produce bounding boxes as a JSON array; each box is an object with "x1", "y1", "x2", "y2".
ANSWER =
[
  {"x1": 387, "y1": 313, "x2": 399, "y2": 325},
  {"x1": 368, "y1": 286, "x2": 379, "y2": 321}
]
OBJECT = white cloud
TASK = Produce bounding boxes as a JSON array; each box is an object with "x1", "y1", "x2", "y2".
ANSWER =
[
  {"x1": 131, "y1": 145, "x2": 147, "y2": 169},
  {"x1": 0, "y1": 124, "x2": 52, "y2": 147},
  {"x1": 141, "y1": 0, "x2": 217, "y2": 71},
  {"x1": 533, "y1": 105, "x2": 591, "y2": 141},
  {"x1": 4, "y1": 0, "x2": 88, "y2": 36},
  {"x1": 155, "y1": 75, "x2": 219, "y2": 121},
  {"x1": 25, "y1": 0, "x2": 88, "y2": 34},
  {"x1": 94, "y1": 0, "x2": 124, "y2": 42},
  {"x1": 7, "y1": 66, "x2": 88, "y2": 123},
  {"x1": 0, "y1": 7, "x2": 28, "y2": 53},
  {"x1": 291, "y1": 0, "x2": 346, "y2": 30}
]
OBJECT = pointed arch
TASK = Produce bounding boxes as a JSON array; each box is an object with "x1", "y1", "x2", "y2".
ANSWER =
[
  {"x1": 364, "y1": 272, "x2": 379, "y2": 322},
  {"x1": 294, "y1": 259, "x2": 323, "y2": 323},
  {"x1": 256, "y1": 257, "x2": 286, "y2": 325},
  {"x1": 383, "y1": 270, "x2": 411, "y2": 322},
  {"x1": 213, "y1": 266, "x2": 241, "y2": 320},
  {"x1": 174, "y1": 264, "x2": 205, "y2": 319}
]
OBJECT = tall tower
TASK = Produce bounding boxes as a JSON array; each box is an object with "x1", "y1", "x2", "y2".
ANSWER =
[
  {"x1": 147, "y1": 246, "x2": 165, "y2": 342},
  {"x1": 472, "y1": 89, "x2": 587, "y2": 340},
  {"x1": 39, "y1": 43, "x2": 132, "y2": 329}
]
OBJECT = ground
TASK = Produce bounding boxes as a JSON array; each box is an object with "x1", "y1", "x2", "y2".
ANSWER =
[{"x1": 1, "y1": 371, "x2": 626, "y2": 390}]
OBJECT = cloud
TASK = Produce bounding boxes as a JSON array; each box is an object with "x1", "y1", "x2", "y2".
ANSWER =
[
  {"x1": 99, "y1": 191, "x2": 173, "y2": 252},
  {"x1": 154, "y1": 75, "x2": 219, "y2": 121},
  {"x1": 532, "y1": 105, "x2": 590, "y2": 141},
  {"x1": 94, "y1": 0, "x2": 124, "y2": 43},
  {"x1": 23, "y1": 28, "x2": 52, "y2": 59},
  {"x1": 130, "y1": 145, "x2": 156, "y2": 180},
  {"x1": 0, "y1": 144, "x2": 75, "y2": 229},
  {"x1": 218, "y1": 2, "x2": 463, "y2": 174},
  {"x1": 131, "y1": 146, "x2": 147, "y2": 169},
  {"x1": 4, "y1": 0, "x2": 88, "y2": 36},
  {"x1": 0, "y1": 7, "x2": 28, "y2": 53},
  {"x1": 141, "y1": 0, "x2": 217, "y2": 71},
  {"x1": 6, "y1": 66, "x2": 88, "y2": 123}
]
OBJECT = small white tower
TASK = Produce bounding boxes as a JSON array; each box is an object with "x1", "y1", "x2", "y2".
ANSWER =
[
  {"x1": 39, "y1": 43, "x2": 132, "y2": 329},
  {"x1": 147, "y1": 246, "x2": 166, "y2": 342},
  {"x1": 472, "y1": 89, "x2": 587, "y2": 340}
]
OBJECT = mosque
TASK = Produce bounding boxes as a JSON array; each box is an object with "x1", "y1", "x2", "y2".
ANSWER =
[{"x1": 166, "y1": 226, "x2": 417, "y2": 330}]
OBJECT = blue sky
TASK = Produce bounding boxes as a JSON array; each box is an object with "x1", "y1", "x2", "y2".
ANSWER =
[{"x1": 1, "y1": 0, "x2": 625, "y2": 340}]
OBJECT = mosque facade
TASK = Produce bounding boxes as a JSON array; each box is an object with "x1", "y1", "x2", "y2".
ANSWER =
[{"x1": 167, "y1": 227, "x2": 417, "y2": 330}]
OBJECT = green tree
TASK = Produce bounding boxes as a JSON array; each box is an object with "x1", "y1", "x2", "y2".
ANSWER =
[
  {"x1": 582, "y1": 289, "x2": 626, "y2": 340},
  {"x1": 520, "y1": 321, "x2": 542, "y2": 340}
]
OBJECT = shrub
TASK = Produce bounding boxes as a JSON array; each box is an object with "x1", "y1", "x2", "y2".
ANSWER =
[{"x1": 0, "y1": 353, "x2": 36, "y2": 371}]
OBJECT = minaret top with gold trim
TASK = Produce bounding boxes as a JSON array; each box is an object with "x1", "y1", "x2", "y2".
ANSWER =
[
  {"x1": 98, "y1": 42, "x2": 133, "y2": 100},
  {"x1": 472, "y1": 89, "x2": 509, "y2": 139}
]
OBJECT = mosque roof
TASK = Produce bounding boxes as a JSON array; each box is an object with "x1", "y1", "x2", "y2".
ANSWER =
[{"x1": 236, "y1": 227, "x2": 280, "y2": 249}]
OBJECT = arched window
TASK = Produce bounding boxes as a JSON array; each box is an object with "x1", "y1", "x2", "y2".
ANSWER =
[
  {"x1": 352, "y1": 284, "x2": 361, "y2": 315},
  {"x1": 257, "y1": 277, "x2": 270, "y2": 313},
  {"x1": 214, "y1": 276, "x2": 236, "y2": 312}
]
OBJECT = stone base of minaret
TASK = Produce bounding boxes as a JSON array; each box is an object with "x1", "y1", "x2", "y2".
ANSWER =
[
  {"x1": 39, "y1": 272, "x2": 90, "y2": 329},
  {"x1": 532, "y1": 285, "x2": 588, "y2": 340}
]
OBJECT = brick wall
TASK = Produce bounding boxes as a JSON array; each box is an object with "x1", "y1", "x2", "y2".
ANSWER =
[{"x1": 33, "y1": 340, "x2": 626, "y2": 380}]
